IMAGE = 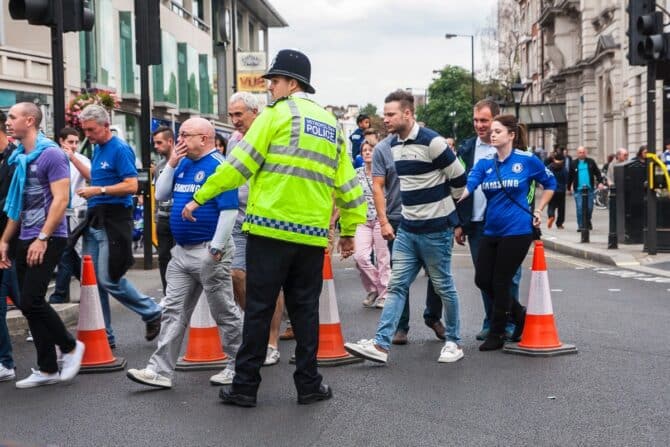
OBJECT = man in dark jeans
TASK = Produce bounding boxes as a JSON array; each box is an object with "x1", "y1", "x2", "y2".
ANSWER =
[
  {"x1": 152, "y1": 126, "x2": 176, "y2": 295},
  {"x1": 371, "y1": 134, "x2": 446, "y2": 345},
  {"x1": 568, "y1": 146, "x2": 605, "y2": 231},
  {"x1": 0, "y1": 102, "x2": 84, "y2": 388}
]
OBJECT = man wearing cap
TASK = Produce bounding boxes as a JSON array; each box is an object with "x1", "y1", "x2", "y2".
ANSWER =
[{"x1": 182, "y1": 49, "x2": 367, "y2": 407}]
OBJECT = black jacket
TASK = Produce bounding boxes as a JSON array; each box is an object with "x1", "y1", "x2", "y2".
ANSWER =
[
  {"x1": 455, "y1": 136, "x2": 478, "y2": 233},
  {"x1": 568, "y1": 157, "x2": 603, "y2": 191},
  {"x1": 71, "y1": 204, "x2": 135, "y2": 282},
  {"x1": 0, "y1": 143, "x2": 18, "y2": 257}
]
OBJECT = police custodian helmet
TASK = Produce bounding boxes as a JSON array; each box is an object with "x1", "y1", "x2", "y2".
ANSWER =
[{"x1": 262, "y1": 49, "x2": 316, "y2": 94}]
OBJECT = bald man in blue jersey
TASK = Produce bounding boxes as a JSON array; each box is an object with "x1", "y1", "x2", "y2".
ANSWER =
[{"x1": 126, "y1": 118, "x2": 242, "y2": 389}]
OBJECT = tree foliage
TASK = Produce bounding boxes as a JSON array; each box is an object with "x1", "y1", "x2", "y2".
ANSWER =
[{"x1": 360, "y1": 103, "x2": 378, "y2": 117}]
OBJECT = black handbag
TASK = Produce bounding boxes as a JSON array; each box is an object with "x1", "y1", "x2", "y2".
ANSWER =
[{"x1": 493, "y1": 158, "x2": 542, "y2": 240}]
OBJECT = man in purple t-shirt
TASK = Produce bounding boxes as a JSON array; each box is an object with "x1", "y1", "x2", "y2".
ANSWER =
[{"x1": 0, "y1": 102, "x2": 84, "y2": 388}]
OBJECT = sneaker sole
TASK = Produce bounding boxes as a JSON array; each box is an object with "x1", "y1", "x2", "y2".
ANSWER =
[
  {"x1": 16, "y1": 379, "x2": 59, "y2": 389},
  {"x1": 210, "y1": 379, "x2": 234, "y2": 386},
  {"x1": 438, "y1": 352, "x2": 464, "y2": 363},
  {"x1": 262, "y1": 358, "x2": 280, "y2": 367},
  {"x1": 343, "y1": 345, "x2": 387, "y2": 364},
  {"x1": 126, "y1": 372, "x2": 171, "y2": 389},
  {"x1": 0, "y1": 375, "x2": 16, "y2": 382}
]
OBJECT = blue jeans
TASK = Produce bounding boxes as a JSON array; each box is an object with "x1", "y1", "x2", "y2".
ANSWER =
[
  {"x1": 48, "y1": 246, "x2": 81, "y2": 303},
  {"x1": 467, "y1": 222, "x2": 521, "y2": 333},
  {"x1": 574, "y1": 188, "x2": 594, "y2": 229},
  {"x1": 83, "y1": 226, "x2": 161, "y2": 345},
  {"x1": 374, "y1": 228, "x2": 460, "y2": 350},
  {"x1": 388, "y1": 220, "x2": 442, "y2": 332},
  {"x1": 0, "y1": 265, "x2": 19, "y2": 369}
]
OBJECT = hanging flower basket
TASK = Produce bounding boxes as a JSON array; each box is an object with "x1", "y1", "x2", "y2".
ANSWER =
[{"x1": 65, "y1": 89, "x2": 120, "y2": 130}]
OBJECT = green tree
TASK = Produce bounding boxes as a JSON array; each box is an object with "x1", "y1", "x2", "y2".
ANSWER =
[
  {"x1": 417, "y1": 65, "x2": 477, "y2": 142},
  {"x1": 360, "y1": 103, "x2": 378, "y2": 117}
]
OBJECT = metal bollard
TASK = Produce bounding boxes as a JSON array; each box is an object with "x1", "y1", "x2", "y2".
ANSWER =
[
  {"x1": 581, "y1": 185, "x2": 589, "y2": 243},
  {"x1": 608, "y1": 185, "x2": 617, "y2": 249}
]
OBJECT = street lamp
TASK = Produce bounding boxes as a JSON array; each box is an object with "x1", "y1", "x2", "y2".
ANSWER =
[
  {"x1": 510, "y1": 76, "x2": 526, "y2": 119},
  {"x1": 445, "y1": 33, "x2": 475, "y2": 106}
]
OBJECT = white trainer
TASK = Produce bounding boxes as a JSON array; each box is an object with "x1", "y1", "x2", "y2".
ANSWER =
[
  {"x1": 438, "y1": 341, "x2": 464, "y2": 363},
  {"x1": 210, "y1": 367, "x2": 235, "y2": 385},
  {"x1": 374, "y1": 297, "x2": 385, "y2": 309},
  {"x1": 344, "y1": 339, "x2": 388, "y2": 364},
  {"x1": 362, "y1": 292, "x2": 378, "y2": 308},
  {"x1": 16, "y1": 369, "x2": 60, "y2": 389},
  {"x1": 60, "y1": 340, "x2": 85, "y2": 382},
  {"x1": 126, "y1": 368, "x2": 172, "y2": 389},
  {"x1": 263, "y1": 345, "x2": 280, "y2": 366},
  {"x1": 0, "y1": 365, "x2": 16, "y2": 382}
]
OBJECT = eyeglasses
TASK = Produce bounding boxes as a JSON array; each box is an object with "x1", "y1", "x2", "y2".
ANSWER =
[{"x1": 178, "y1": 132, "x2": 205, "y2": 138}]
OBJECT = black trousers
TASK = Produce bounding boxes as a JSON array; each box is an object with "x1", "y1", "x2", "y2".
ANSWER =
[
  {"x1": 232, "y1": 235, "x2": 323, "y2": 396},
  {"x1": 474, "y1": 234, "x2": 533, "y2": 336},
  {"x1": 15, "y1": 237, "x2": 76, "y2": 373},
  {"x1": 156, "y1": 217, "x2": 174, "y2": 295},
  {"x1": 547, "y1": 191, "x2": 566, "y2": 227}
]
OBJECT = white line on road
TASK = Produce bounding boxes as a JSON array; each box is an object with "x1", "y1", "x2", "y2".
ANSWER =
[
  {"x1": 550, "y1": 289, "x2": 563, "y2": 292},
  {"x1": 608, "y1": 289, "x2": 621, "y2": 292}
]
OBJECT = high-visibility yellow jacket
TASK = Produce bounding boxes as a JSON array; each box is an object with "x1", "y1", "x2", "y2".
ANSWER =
[{"x1": 193, "y1": 94, "x2": 367, "y2": 247}]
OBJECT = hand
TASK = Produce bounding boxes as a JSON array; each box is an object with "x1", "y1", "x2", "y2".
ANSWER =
[
  {"x1": 338, "y1": 236, "x2": 354, "y2": 259},
  {"x1": 77, "y1": 186, "x2": 102, "y2": 199},
  {"x1": 457, "y1": 189, "x2": 470, "y2": 203},
  {"x1": 0, "y1": 241, "x2": 11, "y2": 269},
  {"x1": 27, "y1": 239, "x2": 47, "y2": 267},
  {"x1": 454, "y1": 227, "x2": 466, "y2": 245},
  {"x1": 597, "y1": 183, "x2": 606, "y2": 190},
  {"x1": 62, "y1": 146, "x2": 74, "y2": 161},
  {"x1": 182, "y1": 200, "x2": 200, "y2": 222},
  {"x1": 380, "y1": 222, "x2": 395, "y2": 240},
  {"x1": 533, "y1": 210, "x2": 542, "y2": 228},
  {"x1": 567, "y1": 189, "x2": 573, "y2": 196},
  {"x1": 169, "y1": 140, "x2": 188, "y2": 168}
]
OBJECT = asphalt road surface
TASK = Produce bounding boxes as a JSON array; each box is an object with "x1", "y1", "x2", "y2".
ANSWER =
[{"x1": 1, "y1": 244, "x2": 669, "y2": 446}]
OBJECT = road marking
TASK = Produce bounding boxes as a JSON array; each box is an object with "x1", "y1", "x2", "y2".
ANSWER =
[
  {"x1": 593, "y1": 267, "x2": 670, "y2": 284},
  {"x1": 608, "y1": 288, "x2": 621, "y2": 292},
  {"x1": 551, "y1": 289, "x2": 563, "y2": 292}
]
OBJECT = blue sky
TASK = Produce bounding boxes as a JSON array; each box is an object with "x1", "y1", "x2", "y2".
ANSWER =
[{"x1": 268, "y1": 0, "x2": 498, "y2": 110}]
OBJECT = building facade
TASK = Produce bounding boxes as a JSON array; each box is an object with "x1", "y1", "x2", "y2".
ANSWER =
[
  {"x1": 500, "y1": 0, "x2": 670, "y2": 163},
  {"x1": 0, "y1": 0, "x2": 286, "y2": 161}
]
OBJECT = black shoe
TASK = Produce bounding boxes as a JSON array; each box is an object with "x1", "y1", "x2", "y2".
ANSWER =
[
  {"x1": 479, "y1": 335, "x2": 505, "y2": 351},
  {"x1": 109, "y1": 342, "x2": 116, "y2": 350},
  {"x1": 510, "y1": 307, "x2": 526, "y2": 342},
  {"x1": 145, "y1": 316, "x2": 161, "y2": 341},
  {"x1": 297, "y1": 384, "x2": 333, "y2": 405},
  {"x1": 219, "y1": 387, "x2": 257, "y2": 407},
  {"x1": 588, "y1": 222, "x2": 593, "y2": 230},
  {"x1": 425, "y1": 320, "x2": 446, "y2": 341}
]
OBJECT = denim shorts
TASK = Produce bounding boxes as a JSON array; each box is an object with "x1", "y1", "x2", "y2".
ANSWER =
[{"x1": 231, "y1": 232, "x2": 247, "y2": 271}]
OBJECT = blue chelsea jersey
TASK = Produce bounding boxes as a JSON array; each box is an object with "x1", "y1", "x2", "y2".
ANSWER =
[
  {"x1": 466, "y1": 149, "x2": 556, "y2": 237},
  {"x1": 169, "y1": 150, "x2": 238, "y2": 245}
]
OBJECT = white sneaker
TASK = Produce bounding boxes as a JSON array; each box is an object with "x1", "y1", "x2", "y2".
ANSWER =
[
  {"x1": 16, "y1": 369, "x2": 60, "y2": 389},
  {"x1": 362, "y1": 292, "x2": 378, "y2": 308},
  {"x1": 374, "y1": 297, "x2": 385, "y2": 309},
  {"x1": 210, "y1": 367, "x2": 235, "y2": 385},
  {"x1": 344, "y1": 339, "x2": 388, "y2": 363},
  {"x1": 26, "y1": 331, "x2": 33, "y2": 342},
  {"x1": 263, "y1": 345, "x2": 280, "y2": 366},
  {"x1": 438, "y1": 341, "x2": 464, "y2": 363},
  {"x1": 126, "y1": 368, "x2": 172, "y2": 389},
  {"x1": 60, "y1": 340, "x2": 85, "y2": 382},
  {"x1": 0, "y1": 365, "x2": 16, "y2": 382}
]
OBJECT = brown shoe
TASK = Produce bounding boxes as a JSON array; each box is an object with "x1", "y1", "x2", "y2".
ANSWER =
[
  {"x1": 426, "y1": 320, "x2": 446, "y2": 340},
  {"x1": 279, "y1": 326, "x2": 294, "y2": 340},
  {"x1": 392, "y1": 329, "x2": 408, "y2": 345},
  {"x1": 547, "y1": 216, "x2": 555, "y2": 229}
]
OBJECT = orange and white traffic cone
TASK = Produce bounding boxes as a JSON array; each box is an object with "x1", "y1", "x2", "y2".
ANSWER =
[
  {"x1": 291, "y1": 251, "x2": 363, "y2": 366},
  {"x1": 176, "y1": 294, "x2": 229, "y2": 371},
  {"x1": 77, "y1": 255, "x2": 126, "y2": 372},
  {"x1": 504, "y1": 241, "x2": 577, "y2": 357}
]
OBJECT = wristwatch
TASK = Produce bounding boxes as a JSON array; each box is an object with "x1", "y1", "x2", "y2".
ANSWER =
[
  {"x1": 38, "y1": 232, "x2": 49, "y2": 242},
  {"x1": 209, "y1": 246, "x2": 223, "y2": 259},
  {"x1": 100, "y1": 187, "x2": 107, "y2": 195}
]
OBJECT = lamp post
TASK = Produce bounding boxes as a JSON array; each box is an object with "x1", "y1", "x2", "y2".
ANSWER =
[
  {"x1": 510, "y1": 76, "x2": 526, "y2": 119},
  {"x1": 445, "y1": 33, "x2": 474, "y2": 106}
]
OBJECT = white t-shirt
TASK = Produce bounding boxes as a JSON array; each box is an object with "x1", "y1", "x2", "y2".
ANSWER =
[
  {"x1": 472, "y1": 137, "x2": 496, "y2": 222},
  {"x1": 70, "y1": 152, "x2": 91, "y2": 212}
]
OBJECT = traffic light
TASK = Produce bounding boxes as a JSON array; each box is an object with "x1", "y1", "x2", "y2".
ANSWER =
[
  {"x1": 63, "y1": 0, "x2": 95, "y2": 33},
  {"x1": 9, "y1": 0, "x2": 94, "y2": 32},
  {"x1": 628, "y1": 0, "x2": 669, "y2": 65}
]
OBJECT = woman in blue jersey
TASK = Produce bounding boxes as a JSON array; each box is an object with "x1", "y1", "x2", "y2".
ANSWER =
[{"x1": 459, "y1": 114, "x2": 556, "y2": 351}]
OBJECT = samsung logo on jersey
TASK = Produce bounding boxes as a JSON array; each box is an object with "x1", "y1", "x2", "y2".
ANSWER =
[
  {"x1": 481, "y1": 179, "x2": 519, "y2": 190},
  {"x1": 304, "y1": 118, "x2": 336, "y2": 143},
  {"x1": 173, "y1": 184, "x2": 201, "y2": 193}
]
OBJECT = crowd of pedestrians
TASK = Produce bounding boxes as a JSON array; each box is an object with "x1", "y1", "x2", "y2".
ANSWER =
[{"x1": 1, "y1": 48, "x2": 568, "y2": 407}]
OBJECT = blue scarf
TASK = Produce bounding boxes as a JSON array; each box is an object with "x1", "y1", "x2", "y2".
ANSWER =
[{"x1": 4, "y1": 133, "x2": 56, "y2": 221}]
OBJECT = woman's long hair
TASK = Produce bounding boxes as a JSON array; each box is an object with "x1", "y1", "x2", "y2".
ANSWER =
[{"x1": 492, "y1": 114, "x2": 528, "y2": 150}]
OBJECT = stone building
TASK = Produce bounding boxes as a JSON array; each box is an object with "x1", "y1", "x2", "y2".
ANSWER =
[
  {"x1": 500, "y1": 0, "x2": 670, "y2": 163},
  {"x1": 0, "y1": 0, "x2": 286, "y2": 159}
]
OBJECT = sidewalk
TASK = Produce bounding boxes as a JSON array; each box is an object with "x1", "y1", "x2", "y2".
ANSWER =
[{"x1": 541, "y1": 191, "x2": 670, "y2": 278}]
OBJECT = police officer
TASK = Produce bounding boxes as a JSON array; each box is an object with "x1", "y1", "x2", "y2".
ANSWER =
[{"x1": 182, "y1": 49, "x2": 367, "y2": 407}]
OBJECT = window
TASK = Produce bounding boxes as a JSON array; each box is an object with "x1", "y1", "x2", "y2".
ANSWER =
[
  {"x1": 97, "y1": 0, "x2": 116, "y2": 87},
  {"x1": 258, "y1": 29, "x2": 265, "y2": 52},
  {"x1": 119, "y1": 11, "x2": 137, "y2": 95},
  {"x1": 249, "y1": 22, "x2": 256, "y2": 50},
  {"x1": 177, "y1": 43, "x2": 200, "y2": 110},
  {"x1": 192, "y1": 0, "x2": 205, "y2": 21},
  {"x1": 152, "y1": 31, "x2": 178, "y2": 105}
]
